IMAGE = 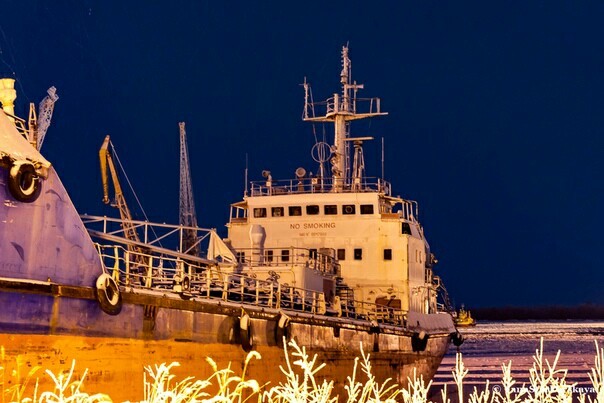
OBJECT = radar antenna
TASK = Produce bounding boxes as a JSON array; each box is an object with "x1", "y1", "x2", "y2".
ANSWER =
[{"x1": 179, "y1": 122, "x2": 200, "y2": 256}]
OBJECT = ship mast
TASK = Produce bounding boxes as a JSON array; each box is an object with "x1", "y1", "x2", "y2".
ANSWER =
[{"x1": 303, "y1": 46, "x2": 387, "y2": 192}]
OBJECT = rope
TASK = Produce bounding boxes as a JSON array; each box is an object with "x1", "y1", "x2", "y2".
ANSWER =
[
  {"x1": 109, "y1": 141, "x2": 163, "y2": 247},
  {"x1": 109, "y1": 141, "x2": 148, "y2": 220}
]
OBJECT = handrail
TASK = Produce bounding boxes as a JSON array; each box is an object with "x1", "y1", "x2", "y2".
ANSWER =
[
  {"x1": 249, "y1": 176, "x2": 391, "y2": 197},
  {"x1": 82, "y1": 214, "x2": 215, "y2": 235},
  {"x1": 305, "y1": 96, "x2": 383, "y2": 117},
  {"x1": 233, "y1": 246, "x2": 340, "y2": 275},
  {"x1": 94, "y1": 243, "x2": 405, "y2": 326},
  {"x1": 82, "y1": 214, "x2": 220, "y2": 264}
]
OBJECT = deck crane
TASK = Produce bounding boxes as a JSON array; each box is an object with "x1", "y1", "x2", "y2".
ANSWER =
[
  {"x1": 35, "y1": 86, "x2": 59, "y2": 151},
  {"x1": 98, "y1": 135, "x2": 173, "y2": 321},
  {"x1": 100, "y1": 135, "x2": 140, "y2": 242},
  {"x1": 179, "y1": 122, "x2": 200, "y2": 256},
  {"x1": 0, "y1": 82, "x2": 58, "y2": 150},
  {"x1": 99, "y1": 135, "x2": 149, "y2": 275}
]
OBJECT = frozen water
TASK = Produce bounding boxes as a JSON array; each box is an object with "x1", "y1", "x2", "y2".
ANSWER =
[{"x1": 431, "y1": 321, "x2": 604, "y2": 401}]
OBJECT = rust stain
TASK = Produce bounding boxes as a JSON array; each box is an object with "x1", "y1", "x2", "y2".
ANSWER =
[{"x1": 0, "y1": 333, "x2": 449, "y2": 401}]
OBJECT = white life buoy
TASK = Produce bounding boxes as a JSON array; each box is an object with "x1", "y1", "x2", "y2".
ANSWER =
[
  {"x1": 95, "y1": 273, "x2": 122, "y2": 315},
  {"x1": 8, "y1": 161, "x2": 42, "y2": 203},
  {"x1": 179, "y1": 275, "x2": 190, "y2": 292}
]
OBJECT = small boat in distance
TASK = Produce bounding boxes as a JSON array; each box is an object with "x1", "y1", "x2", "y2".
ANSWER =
[{"x1": 455, "y1": 305, "x2": 477, "y2": 327}]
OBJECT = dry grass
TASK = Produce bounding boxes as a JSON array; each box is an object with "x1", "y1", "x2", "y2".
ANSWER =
[
  {"x1": 0, "y1": 346, "x2": 41, "y2": 403},
  {"x1": 1, "y1": 339, "x2": 603, "y2": 402}
]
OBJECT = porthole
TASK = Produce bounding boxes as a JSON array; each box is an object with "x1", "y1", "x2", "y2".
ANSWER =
[{"x1": 343, "y1": 204, "x2": 356, "y2": 215}]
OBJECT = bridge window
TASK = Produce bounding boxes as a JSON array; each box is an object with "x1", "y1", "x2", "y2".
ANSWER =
[
  {"x1": 306, "y1": 205, "x2": 320, "y2": 215},
  {"x1": 324, "y1": 205, "x2": 338, "y2": 215},
  {"x1": 271, "y1": 207, "x2": 284, "y2": 217},
  {"x1": 337, "y1": 248, "x2": 346, "y2": 260},
  {"x1": 253, "y1": 208, "x2": 266, "y2": 218},
  {"x1": 289, "y1": 206, "x2": 302, "y2": 216},
  {"x1": 343, "y1": 204, "x2": 356, "y2": 215},
  {"x1": 360, "y1": 204, "x2": 374, "y2": 215},
  {"x1": 281, "y1": 249, "x2": 290, "y2": 262},
  {"x1": 354, "y1": 248, "x2": 363, "y2": 260},
  {"x1": 383, "y1": 249, "x2": 392, "y2": 260},
  {"x1": 402, "y1": 222, "x2": 411, "y2": 235}
]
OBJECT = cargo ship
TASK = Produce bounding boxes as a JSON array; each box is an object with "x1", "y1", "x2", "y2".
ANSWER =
[{"x1": 0, "y1": 46, "x2": 459, "y2": 401}]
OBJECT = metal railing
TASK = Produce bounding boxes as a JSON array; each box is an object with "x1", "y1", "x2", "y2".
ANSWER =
[
  {"x1": 82, "y1": 215, "x2": 218, "y2": 262},
  {"x1": 249, "y1": 176, "x2": 391, "y2": 196},
  {"x1": 305, "y1": 96, "x2": 383, "y2": 118},
  {"x1": 234, "y1": 247, "x2": 340, "y2": 276},
  {"x1": 339, "y1": 298, "x2": 406, "y2": 325},
  {"x1": 94, "y1": 243, "x2": 405, "y2": 325}
]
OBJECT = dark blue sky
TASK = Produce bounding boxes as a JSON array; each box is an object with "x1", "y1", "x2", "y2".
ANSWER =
[{"x1": 1, "y1": 2, "x2": 602, "y2": 308}]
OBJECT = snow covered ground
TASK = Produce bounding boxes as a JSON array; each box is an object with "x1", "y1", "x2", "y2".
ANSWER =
[{"x1": 431, "y1": 321, "x2": 604, "y2": 401}]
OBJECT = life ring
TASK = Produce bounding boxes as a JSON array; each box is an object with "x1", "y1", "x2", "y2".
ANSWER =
[
  {"x1": 274, "y1": 312, "x2": 291, "y2": 345},
  {"x1": 182, "y1": 276, "x2": 190, "y2": 292},
  {"x1": 8, "y1": 161, "x2": 42, "y2": 203},
  {"x1": 411, "y1": 331, "x2": 428, "y2": 352},
  {"x1": 240, "y1": 313, "x2": 254, "y2": 352},
  {"x1": 95, "y1": 273, "x2": 122, "y2": 315},
  {"x1": 451, "y1": 331, "x2": 464, "y2": 347},
  {"x1": 178, "y1": 275, "x2": 192, "y2": 300}
]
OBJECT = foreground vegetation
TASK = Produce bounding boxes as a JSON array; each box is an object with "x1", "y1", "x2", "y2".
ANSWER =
[{"x1": 1, "y1": 339, "x2": 603, "y2": 403}]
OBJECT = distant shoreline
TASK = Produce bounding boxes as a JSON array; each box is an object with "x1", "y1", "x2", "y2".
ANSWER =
[{"x1": 469, "y1": 304, "x2": 604, "y2": 321}]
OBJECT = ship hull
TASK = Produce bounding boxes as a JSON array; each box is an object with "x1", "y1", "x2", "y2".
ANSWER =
[
  {"x1": 0, "y1": 288, "x2": 451, "y2": 401},
  {"x1": 0, "y1": 112, "x2": 453, "y2": 401},
  {"x1": 0, "y1": 334, "x2": 450, "y2": 401}
]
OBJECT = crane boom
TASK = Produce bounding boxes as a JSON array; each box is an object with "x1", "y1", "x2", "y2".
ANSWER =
[
  {"x1": 36, "y1": 86, "x2": 59, "y2": 150},
  {"x1": 99, "y1": 135, "x2": 141, "y2": 245},
  {"x1": 179, "y1": 122, "x2": 200, "y2": 255}
]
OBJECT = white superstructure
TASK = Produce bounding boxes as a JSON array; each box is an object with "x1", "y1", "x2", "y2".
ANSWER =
[{"x1": 227, "y1": 46, "x2": 440, "y2": 317}]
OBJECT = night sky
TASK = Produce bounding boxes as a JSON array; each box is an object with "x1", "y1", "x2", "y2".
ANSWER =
[{"x1": 1, "y1": 2, "x2": 602, "y2": 308}]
